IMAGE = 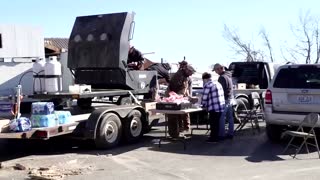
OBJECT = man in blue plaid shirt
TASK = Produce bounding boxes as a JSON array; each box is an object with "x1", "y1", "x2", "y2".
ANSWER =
[{"x1": 201, "y1": 72, "x2": 225, "y2": 142}]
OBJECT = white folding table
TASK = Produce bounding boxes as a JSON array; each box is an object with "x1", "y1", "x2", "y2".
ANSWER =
[{"x1": 151, "y1": 108, "x2": 204, "y2": 150}]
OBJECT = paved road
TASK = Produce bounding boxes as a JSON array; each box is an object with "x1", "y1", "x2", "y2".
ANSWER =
[{"x1": 0, "y1": 122, "x2": 320, "y2": 180}]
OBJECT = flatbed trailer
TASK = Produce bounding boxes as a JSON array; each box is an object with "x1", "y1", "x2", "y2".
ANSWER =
[
  {"x1": 0, "y1": 12, "x2": 165, "y2": 149},
  {"x1": 0, "y1": 90, "x2": 163, "y2": 149},
  {"x1": 30, "y1": 89, "x2": 138, "y2": 100},
  {"x1": 0, "y1": 113, "x2": 89, "y2": 139}
]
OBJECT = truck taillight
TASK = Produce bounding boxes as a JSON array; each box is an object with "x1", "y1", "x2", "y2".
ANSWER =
[{"x1": 265, "y1": 90, "x2": 272, "y2": 104}]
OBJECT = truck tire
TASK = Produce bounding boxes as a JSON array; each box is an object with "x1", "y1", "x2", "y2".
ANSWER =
[
  {"x1": 233, "y1": 97, "x2": 250, "y2": 123},
  {"x1": 123, "y1": 110, "x2": 143, "y2": 143},
  {"x1": 266, "y1": 124, "x2": 284, "y2": 142},
  {"x1": 95, "y1": 113, "x2": 122, "y2": 149},
  {"x1": 117, "y1": 96, "x2": 132, "y2": 105}
]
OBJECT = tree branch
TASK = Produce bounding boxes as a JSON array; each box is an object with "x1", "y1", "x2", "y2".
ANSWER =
[{"x1": 259, "y1": 27, "x2": 274, "y2": 62}]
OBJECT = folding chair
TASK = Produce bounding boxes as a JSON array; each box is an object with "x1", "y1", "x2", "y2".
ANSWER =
[
  {"x1": 282, "y1": 113, "x2": 320, "y2": 159},
  {"x1": 235, "y1": 92, "x2": 262, "y2": 133}
]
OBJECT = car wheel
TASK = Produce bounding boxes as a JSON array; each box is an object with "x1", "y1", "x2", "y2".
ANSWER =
[
  {"x1": 266, "y1": 124, "x2": 284, "y2": 142},
  {"x1": 95, "y1": 113, "x2": 122, "y2": 149}
]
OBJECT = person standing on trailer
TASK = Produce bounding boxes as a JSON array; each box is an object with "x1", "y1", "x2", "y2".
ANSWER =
[{"x1": 127, "y1": 46, "x2": 145, "y2": 70}]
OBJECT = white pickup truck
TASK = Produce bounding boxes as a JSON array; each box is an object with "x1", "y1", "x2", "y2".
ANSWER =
[{"x1": 228, "y1": 61, "x2": 281, "y2": 121}]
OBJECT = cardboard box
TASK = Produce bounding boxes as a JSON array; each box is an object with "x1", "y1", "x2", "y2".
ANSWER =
[
  {"x1": 238, "y1": 83, "x2": 246, "y2": 89},
  {"x1": 141, "y1": 102, "x2": 158, "y2": 115}
]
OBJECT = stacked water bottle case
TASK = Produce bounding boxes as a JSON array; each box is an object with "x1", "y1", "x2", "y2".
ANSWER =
[{"x1": 30, "y1": 102, "x2": 72, "y2": 128}]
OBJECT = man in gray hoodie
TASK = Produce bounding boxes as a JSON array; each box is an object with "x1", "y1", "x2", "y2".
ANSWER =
[{"x1": 213, "y1": 63, "x2": 234, "y2": 139}]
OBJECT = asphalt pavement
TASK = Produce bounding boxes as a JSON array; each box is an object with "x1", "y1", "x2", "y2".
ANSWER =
[{"x1": 0, "y1": 122, "x2": 320, "y2": 180}]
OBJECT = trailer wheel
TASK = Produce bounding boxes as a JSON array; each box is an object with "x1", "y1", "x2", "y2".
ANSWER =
[
  {"x1": 95, "y1": 113, "x2": 122, "y2": 149},
  {"x1": 123, "y1": 110, "x2": 143, "y2": 143},
  {"x1": 117, "y1": 96, "x2": 132, "y2": 105}
]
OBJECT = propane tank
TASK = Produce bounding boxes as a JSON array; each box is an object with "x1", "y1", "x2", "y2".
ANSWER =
[
  {"x1": 32, "y1": 58, "x2": 45, "y2": 94},
  {"x1": 44, "y1": 56, "x2": 62, "y2": 93}
]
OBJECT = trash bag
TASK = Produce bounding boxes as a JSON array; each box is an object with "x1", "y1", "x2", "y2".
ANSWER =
[{"x1": 9, "y1": 117, "x2": 32, "y2": 132}]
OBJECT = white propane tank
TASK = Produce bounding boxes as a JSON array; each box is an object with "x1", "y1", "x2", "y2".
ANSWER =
[
  {"x1": 32, "y1": 58, "x2": 46, "y2": 94},
  {"x1": 44, "y1": 56, "x2": 62, "y2": 93}
]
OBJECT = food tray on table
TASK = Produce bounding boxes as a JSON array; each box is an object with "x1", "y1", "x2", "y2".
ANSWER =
[{"x1": 156, "y1": 102, "x2": 192, "y2": 110}]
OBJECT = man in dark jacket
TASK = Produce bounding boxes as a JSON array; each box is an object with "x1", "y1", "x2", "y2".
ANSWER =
[
  {"x1": 128, "y1": 46, "x2": 144, "y2": 70},
  {"x1": 166, "y1": 62, "x2": 195, "y2": 137},
  {"x1": 213, "y1": 63, "x2": 234, "y2": 139}
]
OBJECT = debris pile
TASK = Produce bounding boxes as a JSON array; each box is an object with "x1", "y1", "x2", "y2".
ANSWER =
[{"x1": 28, "y1": 166, "x2": 84, "y2": 180}]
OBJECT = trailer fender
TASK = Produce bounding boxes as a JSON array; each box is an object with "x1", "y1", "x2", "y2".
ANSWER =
[{"x1": 84, "y1": 105, "x2": 146, "y2": 139}]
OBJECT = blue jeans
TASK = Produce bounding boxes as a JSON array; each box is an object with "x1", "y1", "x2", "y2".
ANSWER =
[{"x1": 219, "y1": 100, "x2": 234, "y2": 137}]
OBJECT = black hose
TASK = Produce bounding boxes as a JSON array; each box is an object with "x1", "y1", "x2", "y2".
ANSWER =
[{"x1": 18, "y1": 70, "x2": 34, "y2": 85}]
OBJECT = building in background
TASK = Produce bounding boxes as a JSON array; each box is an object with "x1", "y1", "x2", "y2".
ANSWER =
[
  {"x1": 0, "y1": 25, "x2": 44, "y2": 96},
  {"x1": 44, "y1": 38, "x2": 68, "y2": 58}
]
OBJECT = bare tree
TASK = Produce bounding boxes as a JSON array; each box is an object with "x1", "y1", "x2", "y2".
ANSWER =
[
  {"x1": 223, "y1": 24, "x2": 255, "y2": 62},
  {"x1": 260, "y1": 27, "x2": 274, "y2": 62},
  {"x1": 289, "y1": 11, "x2": 320, "y2": 64},
  {"x1": 314, "y1": 19, "x2": 320, "y2": 63},
  {"x1": 223, "y1": 24, "x2": 270, "y2": 62},
  {"x1": 280, "y1": 45, "x2": 299, "y2": 63}
]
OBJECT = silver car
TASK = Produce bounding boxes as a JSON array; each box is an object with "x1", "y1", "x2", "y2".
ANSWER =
[{"x1": 264, "y1": 64, "x2": 320, "y2": 141}]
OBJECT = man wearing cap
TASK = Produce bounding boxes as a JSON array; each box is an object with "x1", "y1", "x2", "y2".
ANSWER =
[
  {"x1": 213, "y1": 63, "x2": 234, "y2": 139},
  {"x1": 201, "y1": 72, "x2": 225, "y2": 142},
  {"x1": 178, "y1": 60, "x2": 193, "y2": 96},
  {"x1": 166, "y1": 61, "x2": 196, "y2": 137}
]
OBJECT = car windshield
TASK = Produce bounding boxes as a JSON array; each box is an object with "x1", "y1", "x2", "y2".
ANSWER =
[{"x1": 273, "y1": 66, "x2": 320, "y2": 89}]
